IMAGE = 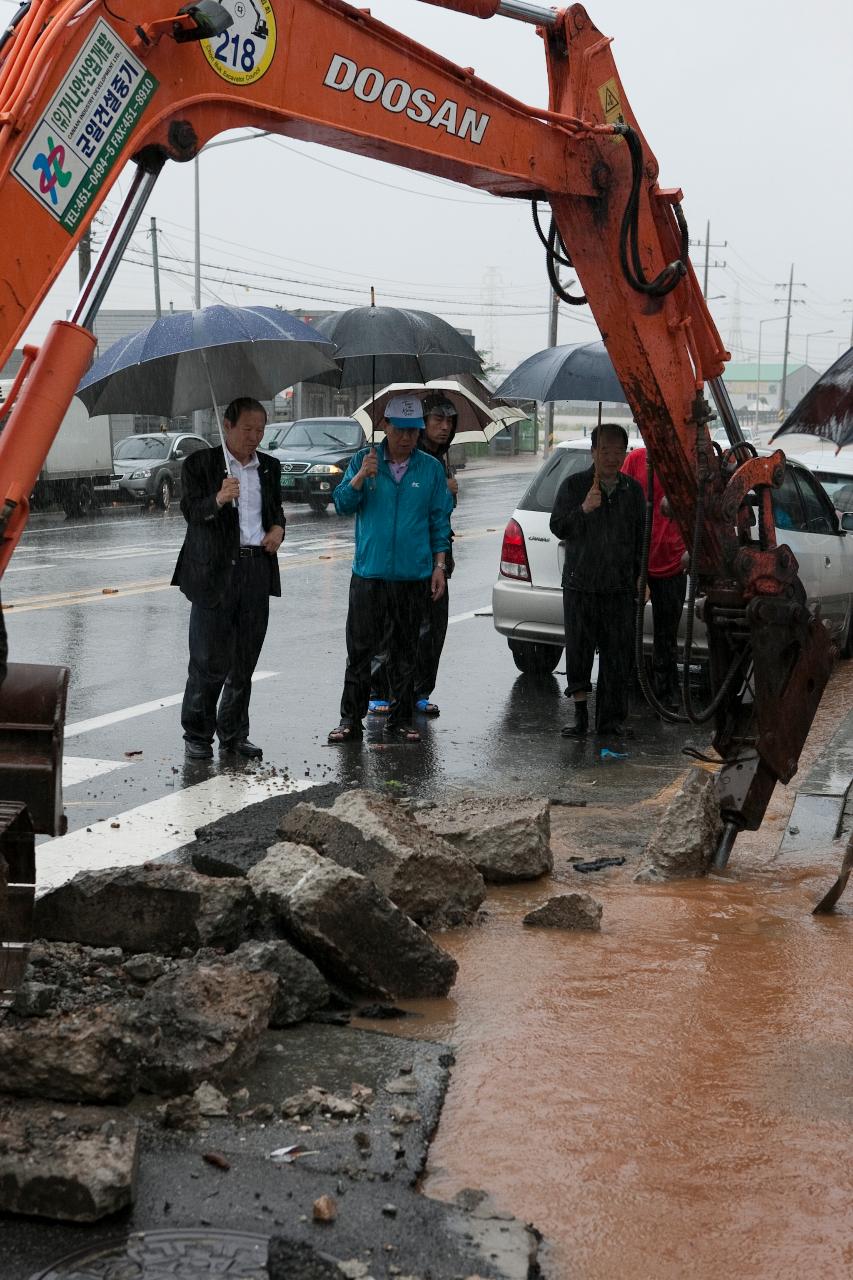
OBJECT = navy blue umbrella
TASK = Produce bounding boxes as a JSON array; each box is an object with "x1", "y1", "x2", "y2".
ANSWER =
[
  {"x1": 494, "y1": 341, "x2": 627, "y2": 405},
  {"x1": 77, "y1": 305, "x2": 337, "y2": 418}
]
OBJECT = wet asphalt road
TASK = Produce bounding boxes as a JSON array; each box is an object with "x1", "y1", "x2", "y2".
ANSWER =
[{"x1": 5, "y1": 459, "x2": 698, "y2": 841}]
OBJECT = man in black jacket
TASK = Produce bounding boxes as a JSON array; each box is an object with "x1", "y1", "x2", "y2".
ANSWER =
[
  {"x1": 171, "y1": 397, "x2": 285, "y2": 760},
  {"x1": 549, "y1": 423, "x2": 644, "y2": 738}
]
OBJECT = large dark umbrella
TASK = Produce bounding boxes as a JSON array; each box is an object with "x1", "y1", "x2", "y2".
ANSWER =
[
  {"x1": 307, "y1": 304, "x2": 484, "y2": 389},
  {"x1": 494, "y1": 341, "x2": 626, "y2": 406},
  {"x1": 772, "y1": 347, "x2": 853, "y2": 450},
  {"x1": 77, "y1": 304, "x2": 337, "y2": 465}
]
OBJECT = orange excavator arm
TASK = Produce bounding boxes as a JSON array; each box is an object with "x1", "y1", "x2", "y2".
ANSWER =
[{"x1": 0, "y1": 0, "x2": 833, "y2": 858}]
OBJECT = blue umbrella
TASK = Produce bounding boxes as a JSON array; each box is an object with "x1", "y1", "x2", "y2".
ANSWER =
[
  {"x1": 494, "y1": 341, "x2": 627, "y2": 405},
  {"x1": 77, "y1": 303, "x2": 337, "y2": 421}
]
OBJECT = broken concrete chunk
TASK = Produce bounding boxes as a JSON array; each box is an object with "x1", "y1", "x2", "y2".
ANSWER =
[
  {"x1": 635, "y1": 767, "x2": 723, "y2": 882},
  {"x1": 276, "y1": 789, "x2": 486, "y2": 925},
  {"x1": 33, "y1": 863, "x2": 252, "y2": 955},
  {"x1": 0, "y1": 1005, "x2": 145, "y2": 1103},
  {"x1": 281, "y1": 1086, "x2": 364, "y2": 1120},
  {"x1": 416, "y1": 795, "x2": 553, "y2": 882},
  {"x1": 214, "y1": 938, "x2": 330, "y2": 1027},
  {"x1": 0, "y1": 1097, "x2": 139, "y2": 1222},
  {"x1": 139, "y1": 963, "x2": 276, "y2": 1095},
  {"x1": 193, "y1": 1081, "x2": 229, "y2": 1116},
  {"x1": 523, "y1": 892, "x2": 602, "y2": 931},
  {"x1": 250, "y1": 848, "x2": 457, "y2": 998}
]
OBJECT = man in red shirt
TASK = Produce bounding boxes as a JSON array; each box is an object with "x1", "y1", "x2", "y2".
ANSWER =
[{"x1": 622, "y1": 446, "x2": 688, "y2": 711}]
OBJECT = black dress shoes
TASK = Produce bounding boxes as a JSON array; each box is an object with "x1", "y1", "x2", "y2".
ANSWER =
[
  {"x1": 185, "y1": 739, "x2": 213, "y2": 759},
  {"x1": 220, "y1": 739, "x2": 263, "y2": 759}
]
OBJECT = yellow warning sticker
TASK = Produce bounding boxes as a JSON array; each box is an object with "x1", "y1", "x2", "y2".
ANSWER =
[
  {"x1": 201, "y1": 0, "x2": 276, "y2": 87},
  {"x1": 598, "y1": 77, "x2": 625, "y2": 126}
]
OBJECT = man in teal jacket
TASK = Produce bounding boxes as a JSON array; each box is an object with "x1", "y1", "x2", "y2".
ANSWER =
[{"x1": 328, "y1": 395, "x2": 453, "y2": 745}]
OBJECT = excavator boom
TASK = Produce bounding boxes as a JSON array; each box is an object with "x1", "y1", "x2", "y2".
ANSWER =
[{"x1": 0, "y1": 0, "x2": 834, "y2": 856}]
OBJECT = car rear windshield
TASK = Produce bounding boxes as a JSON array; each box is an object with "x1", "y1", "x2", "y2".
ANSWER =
[
  {"x1": 517, "y1": 447, "x2": 592, "y2": 512},
  {"x1": 114, "y1": 436, "x2": 170, "y2": 460},
  {"x1": 286, "y1": 421, "x2": 363, "y2": 448}
]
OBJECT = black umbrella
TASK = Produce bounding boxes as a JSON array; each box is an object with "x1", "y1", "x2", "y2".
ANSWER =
[
  {"x1": 772, "y1": 347, "x2": 853, "y2": 450},
  {"x1": 494, "y1": 341, "x2": 627, "y2": 406},
  {"x1": 77, "y1": 304, "x2": 337, "y2": 467},
  {"x1": 307, "y1": 304, "x2": 484, "y2": 389}
]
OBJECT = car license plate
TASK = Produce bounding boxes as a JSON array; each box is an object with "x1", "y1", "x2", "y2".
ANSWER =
[{"x1": 281, "y1": 476, "x2": 295, "y2": 488}]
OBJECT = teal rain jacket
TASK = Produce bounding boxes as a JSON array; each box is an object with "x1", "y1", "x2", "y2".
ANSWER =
[{"x1": 334, "y1": 441, "x2": 453, "y2": 581}]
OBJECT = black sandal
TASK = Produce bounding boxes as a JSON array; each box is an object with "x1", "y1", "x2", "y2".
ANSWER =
[
  {"x1": 327, "y1": 722, "x2": 363, "y2": 744},
  {"x1": 384, "y1": 724, "x2": 421, "y2": 743}
]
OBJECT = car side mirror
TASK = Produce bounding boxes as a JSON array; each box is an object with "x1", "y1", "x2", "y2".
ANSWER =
[
  {"x1": 173, "y1": 448, "x2": 185, "y2": 459},
  {"x1": 841, "y1": 513, "x2": 853, "y2": 533}
]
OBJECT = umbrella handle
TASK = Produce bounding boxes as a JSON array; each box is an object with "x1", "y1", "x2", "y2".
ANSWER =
[{"x1": 201, "y1": 348, "x2": 237, "y2": 508}]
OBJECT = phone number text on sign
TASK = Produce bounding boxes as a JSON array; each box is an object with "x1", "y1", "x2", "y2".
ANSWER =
[{"x1": 201, "y1": 0, "x2": 277, "y2": 86}]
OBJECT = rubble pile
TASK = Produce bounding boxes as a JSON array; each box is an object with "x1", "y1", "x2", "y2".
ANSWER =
[
  {"x1": 0, "y1": 787, "x2": 555, "y2": 1228},
  {"x1": 276, "y1": 789, "x2": 487, "y2": 924}
]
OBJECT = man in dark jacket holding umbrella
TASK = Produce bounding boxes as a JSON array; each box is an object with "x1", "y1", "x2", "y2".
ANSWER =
[
  {"x1": 172, "y1": 397, "x2": 285, "y2": 760},
  {"x1": 550, "y1": 423, "x2": 644, "y2": 738}
]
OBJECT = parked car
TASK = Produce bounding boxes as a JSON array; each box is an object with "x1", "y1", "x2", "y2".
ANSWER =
[
  {"x1": 261, "y1": 422, "x2": 292, "y2": 451},
  {"x1": 492, "y1": 440, "x2": 853, "y2": 675},
  {"x1": 269, "y1": 417, "x2": 367, "y2": 514},
  {"x1": 783, "y1": 442, "x2": 853, "y2": 526},
  {"x1": 112, "y1": 432, "x2": 210, "y2": 510}
]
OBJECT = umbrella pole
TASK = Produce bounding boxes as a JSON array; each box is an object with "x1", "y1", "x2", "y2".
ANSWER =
[{"x1": 200, "y1": 347, "x2": 237, "y2": 509}]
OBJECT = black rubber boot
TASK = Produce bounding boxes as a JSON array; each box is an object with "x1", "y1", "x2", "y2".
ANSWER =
[{"x1": 561, "y1": 701, "x2": 589, "y2": 738}]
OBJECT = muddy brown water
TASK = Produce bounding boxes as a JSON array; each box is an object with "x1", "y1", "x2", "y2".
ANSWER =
[{"x1": 358, "y1": 693, "x2": 853, "y2": 1278}]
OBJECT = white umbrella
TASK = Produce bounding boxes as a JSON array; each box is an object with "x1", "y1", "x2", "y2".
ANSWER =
[{"x1": 354, "y1": 380, "x2": 525, "y2": 444}]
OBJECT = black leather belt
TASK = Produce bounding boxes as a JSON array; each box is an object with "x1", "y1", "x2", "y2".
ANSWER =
[{"x1": 239, "y1": 545, "x2": 266, "y2": 558}]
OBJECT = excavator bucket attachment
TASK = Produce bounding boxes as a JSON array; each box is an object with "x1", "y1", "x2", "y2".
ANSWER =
[
  {"x1": 0, "y1": 663, "x2": 68, "y2": 837},
  {"x1": 0, "y1": 801, "x2": 34, "y2": 998}
]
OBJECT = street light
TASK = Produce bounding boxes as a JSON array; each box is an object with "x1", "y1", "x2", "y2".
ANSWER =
[
  {"x1": 804, "y1": 329, "x2": 833, "y2": 370},
  {"x1": 755, "y1": 315, "x2": 786, "y2": 427},
  {"x1": 193, "y1": 130, "x2": 270, "y2": 307}
]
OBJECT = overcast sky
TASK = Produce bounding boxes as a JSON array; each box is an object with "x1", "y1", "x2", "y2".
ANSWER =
[{"x1": 10, "y1": 0, "x2": 853, "y2": 375}]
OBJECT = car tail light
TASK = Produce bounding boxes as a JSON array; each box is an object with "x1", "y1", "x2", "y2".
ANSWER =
[{"x1": 500, "y1": 518, "x2": 531, "y2": 581}]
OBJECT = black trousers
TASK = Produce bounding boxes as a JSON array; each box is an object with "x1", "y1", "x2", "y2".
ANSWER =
[
  {"x1": 649, "y1": 573, "x2": 687, "y2": 700},
  {"x1": 563, "y1": 587, "x2": 634, "y2": 731},
  {"x1": 181, "y1": 558, "x2": 270, "y2": 745},
  {"x1": 414, "y1": 583, "x2": 450, "y2": 700},
  {"x1": 341, "y1": 575, "x2": 430, "y2": 729}
]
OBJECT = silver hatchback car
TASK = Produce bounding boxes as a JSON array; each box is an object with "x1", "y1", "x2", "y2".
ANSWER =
[{"x1": 492, "y1": 439, "x2": 853, "y2": 675}]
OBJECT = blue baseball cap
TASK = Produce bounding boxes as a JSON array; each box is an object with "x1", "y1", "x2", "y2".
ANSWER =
[{"x1": 384, "y1": 394, "x2": 425, "y2": 429}]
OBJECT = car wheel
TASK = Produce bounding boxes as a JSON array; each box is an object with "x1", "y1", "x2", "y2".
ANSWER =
[
  {"x1": 63, "y1": 479, "x2": 94, "y2": 518},
  {"x1": 156, "y1": 475, "x2": 172, "y2": 511},
  {"x1": 839, "y1": 606, "x2": 853, "y2": 660},
  {"x1": 508, "y1": 639, "x2": 562, "y2": 675},
  {"x1": 309, "y1": 496, "x2": 331, "y2": 515}
]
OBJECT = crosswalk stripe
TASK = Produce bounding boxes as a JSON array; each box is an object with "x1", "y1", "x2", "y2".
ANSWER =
[
  {"x1": 63, "y1": 756, "x2": 131, "y2": 787},
  {"x1": 64, "y1": 671, "x2": 278, "y2": 738},
  {"x1": 37, "y1": 773, "x2": 314, "y2": 895}
]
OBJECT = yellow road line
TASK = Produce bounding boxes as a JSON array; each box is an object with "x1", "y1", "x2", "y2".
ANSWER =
[{"x1": 4, "y1": 526, "x2": 503, "y2": 614}]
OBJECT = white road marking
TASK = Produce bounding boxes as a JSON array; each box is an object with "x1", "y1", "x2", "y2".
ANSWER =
[
  {"x1": 64, "y1": 670, "x2": 278, "y2": 738},
  {"x1": 449, "y1": 606, "x2": 490, "y2": 625},
  {"x1": 5, "y1": 563, "x2": 55, "y2": 572},
  {"x1": 37, "y1": 773, "x2": 314, "y2": 894},
  {"x1": 63, "y1": 756, "x2": 131, "y2": 787}
]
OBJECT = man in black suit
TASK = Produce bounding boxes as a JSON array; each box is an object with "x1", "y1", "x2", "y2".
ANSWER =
[{"x1": 172, "y1": 397, "x2": 285, "y2": 760}]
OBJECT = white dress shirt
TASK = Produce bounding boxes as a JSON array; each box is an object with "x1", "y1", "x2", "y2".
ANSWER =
[{"x1": 225, "y1": 447, "x2": 264, "y2": 547}]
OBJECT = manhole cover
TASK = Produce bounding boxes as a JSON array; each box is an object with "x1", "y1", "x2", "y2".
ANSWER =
[{"x1": 30, "y1": 1229, "x2": 269, "y2": 1280}]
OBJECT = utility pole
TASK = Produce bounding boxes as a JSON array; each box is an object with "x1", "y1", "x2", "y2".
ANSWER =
[
  {"x1": 542, "y1": 278, "x2": 559, "y2": 457},
  {"x1": 77, "y1": 228, "x2": 92, "y2": 290},
  {"x1": 150, "y1": 217, "x2": 162, "y2": 319},
  {"x1": 690, "y1": 221, "x2": 726, "y2": 299},
  {"x1": 775, "y1": 264, "x2": 807, "y2": 414}
]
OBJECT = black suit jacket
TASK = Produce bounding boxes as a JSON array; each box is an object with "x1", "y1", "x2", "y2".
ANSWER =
[{"x1": 171, "y1": 446, "x2": 285, "y2": 608}]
